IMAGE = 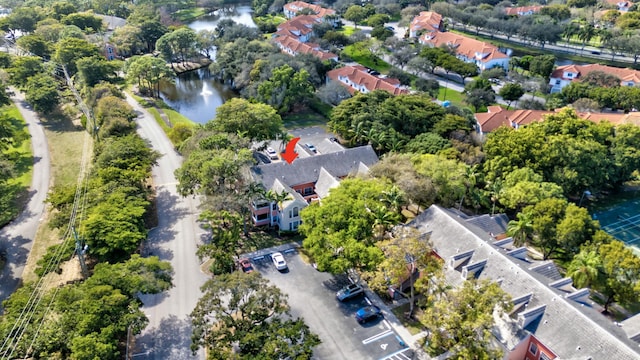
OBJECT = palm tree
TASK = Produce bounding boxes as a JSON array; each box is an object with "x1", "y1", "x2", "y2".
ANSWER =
[
  {"x1": 368, "y1": 205, "x2": 395, "y2": 241},
  {"x1": 347, "y1": 121, "x2": 367, "y2": 146},
  {"x1": 578, "y1": 24, "x2": 596, "y2": 54},
  {"x1": 562, "y1": 22, "x2": 580, "y2": 47},
  {"x1": 566, "y1": 249, "x2": 601, "y2": 288},
  {"x1": 381, "y1": 186, "x2": 406, "y2": 214},
  {"x1": 264, "y1": 189, "x2": 292, "y2": 228},
  {"x1": 506, "y1": 212, "x2": 534, "y2": 246}
]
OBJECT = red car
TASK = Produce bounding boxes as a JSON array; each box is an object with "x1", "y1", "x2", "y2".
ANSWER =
[{"x1": 238, "y1": 258, "x2": 254, "y2": 273}]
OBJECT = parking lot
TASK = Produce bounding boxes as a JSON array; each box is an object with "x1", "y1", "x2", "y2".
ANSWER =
[{"x1": 245, "y1": 245, "x2": 414, "y2": 360}]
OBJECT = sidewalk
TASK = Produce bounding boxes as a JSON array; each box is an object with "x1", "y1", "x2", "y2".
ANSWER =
[{"x1": 363, "y1": 285, "x2": 433, "y2": 360}]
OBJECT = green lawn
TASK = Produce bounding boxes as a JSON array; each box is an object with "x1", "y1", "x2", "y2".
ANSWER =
[
  {"x1": 173, "y1": 7, "x2": 206, "y2": 22},
  {"x1": 343, "y1": 41, "x2": 391, "y2": 73},
  {"x1": 339, "y1": 26, "x2": 356, "y2": 36},
  {"x1": 283, "y1": 110, "x2": 328, "y2": 129},
  {"x1": 438, "y1": 86, "x2": 465, "y2": 107}
]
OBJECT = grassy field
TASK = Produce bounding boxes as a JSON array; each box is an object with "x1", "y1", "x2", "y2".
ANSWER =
[
  {"x1": 23, "y1": 111, "x2": 88, "y2": 283},
  {"x1": 174, "y1": 7, "x2": 206, "y2": 22},
  {"x1": 0, "y1": 105, "x2": 33, "y2": 226},
  {"x1": 438, "y1": 86, "x2": 465, "y2": 107},
  {"x1": 343, "y1": 42, "x2": 391, "y2": 72},
  {"x1": 283, "y1": 110, "x2": 328, "y2": 129}
]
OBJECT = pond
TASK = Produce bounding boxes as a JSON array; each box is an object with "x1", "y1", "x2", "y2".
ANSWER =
[{"x1": 158, "y1": 4, "x2": 256, "y2": 124}]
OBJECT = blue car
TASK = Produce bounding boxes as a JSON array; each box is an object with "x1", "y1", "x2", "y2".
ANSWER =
[{"x1": 355, "y1": 305, "x2": 382, "y2": 324}]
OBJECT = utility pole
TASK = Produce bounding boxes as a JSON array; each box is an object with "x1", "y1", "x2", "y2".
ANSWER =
[{"x1": 72, "y1": 226, "x2": 89, "y2": 278}]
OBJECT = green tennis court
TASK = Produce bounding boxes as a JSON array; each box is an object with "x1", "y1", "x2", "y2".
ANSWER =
[{"x1": 594, "y1": 198, "x2": 640, "y2": 256}]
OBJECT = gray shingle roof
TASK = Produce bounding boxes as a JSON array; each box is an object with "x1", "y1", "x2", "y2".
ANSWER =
[
  {"x1": 315, "y1": 138, "x2": 345, "y2": 154},
  {"x1": 464, "y1": 213, "x2": 509, "y2": 236},
  {"x1": 251, "y1": 145, "x2": 378, "y2": 189},
  {"x1": 409, "y1": 205, "x2": 640, "y2": 359},
  {"x1": 314, "y1": 167, "x2": 339, "y2": 199}
]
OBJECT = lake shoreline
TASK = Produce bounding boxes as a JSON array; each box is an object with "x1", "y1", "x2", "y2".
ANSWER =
[{"x1": 171, "y1": 57, "x2": 213, "y2": 75}]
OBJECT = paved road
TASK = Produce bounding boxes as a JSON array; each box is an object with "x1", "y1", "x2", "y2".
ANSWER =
[
  {"x1": 126, "y1": 93, "x2": 208, "y2": 359},
  {"x1": 0, "y1": 91, "x2": 51, "y2": 310}
]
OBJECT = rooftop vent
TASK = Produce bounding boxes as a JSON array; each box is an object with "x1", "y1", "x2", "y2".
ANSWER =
[
  {"x1": 566, "y1": 288, "x2": 591, "y2": 304},
  {"x1": 549, "y1": 277, "x2": 574, "y2": 292},
  {"x1": 506, "y1": 247, "x2": 528, "y2": 260},
  {"x1": 517, "y1": 304, "x2": 546, "y2": 329},
  {"x1": 449, "y1": 249, "x2": 474, "y2": 270},
  {"x1": 494, "y1": 237, "x2": 514, "y2": 249},
  {"x1": 462, "y1": 259, "x2": 487, "y2": 279}
]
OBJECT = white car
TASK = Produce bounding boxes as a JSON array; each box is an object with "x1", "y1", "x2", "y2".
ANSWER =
[
  {"x1": 266, "y1": 147, "x2": 278, "y2": 160},
  {"x1": 271, "y1": 252, "x2": 287, "y2": 271}
]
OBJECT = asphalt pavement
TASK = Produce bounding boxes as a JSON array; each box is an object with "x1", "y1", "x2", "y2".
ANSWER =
[
  {"x1": 0, "y1": 91, "x2": 51, "y2": 310},
  {"x1": 245, "y1": 244, "x2": 416, "y2": 360},
  {"x1": 126, "y1": 93, "x2": 208, "y2": 359}
]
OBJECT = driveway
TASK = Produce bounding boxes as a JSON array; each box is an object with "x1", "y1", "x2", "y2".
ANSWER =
[
  {"x1": 244, "y1": 245, "x2": 414, "y2": 360},
  {"x1": 0, "y1": 91, "x2": 51, "y2": 309}
]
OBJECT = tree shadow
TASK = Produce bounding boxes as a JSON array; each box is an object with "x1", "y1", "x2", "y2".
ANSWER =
[
  {"x1": 0, "y1": 233, "x2": 32, "y2": 307},
  {"x1": 133, "y1": 314, "x2": 201, "y2": 359}
]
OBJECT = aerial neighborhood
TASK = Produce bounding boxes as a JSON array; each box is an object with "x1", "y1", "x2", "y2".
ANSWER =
[{"x1": 0, "y1": 0, "x2": 640, "y2": 359}]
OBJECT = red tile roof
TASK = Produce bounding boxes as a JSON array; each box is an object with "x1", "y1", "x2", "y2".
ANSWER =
[
  {"x1": 475, "y1": 106, "x2": 552, "y2": 132},
  {"x1": 273, "y1": 35, "x2": 337, "y2": 61},
  {"x1": 551, "y1": 64, "x2": 640, "y2": 84},
  {"x1": 283, "y1": 1, "x2": 336, "y2": 18},
  {"x1": 327, "y1": 65, "x2": 409, "y2": 95},
  {"x1": 410, "y1": 11, "x2": 442, "y2": 35},
  {"x1": 421, "y1": 31, "x2": 508, "y2": 64},
  {"x1": 276, "y1": 15, "x2": 321, "y2": 38},
  {"x1": 476, "y1": 106, "x2": 640, "y2": 132},
  {"x1": 504, "y1": 5, "x2": 544, "y2": 16}
]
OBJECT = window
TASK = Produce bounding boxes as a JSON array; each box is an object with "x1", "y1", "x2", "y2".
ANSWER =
[
  {"x1": 303, "y1": 187, "x2": 313, "y2": 196},
  {"x1": 293, "y1": 207, "x2": 299, "y2": 217},
  {"x1": 107, "y1": 47, "x2": 113, "y2": 54},
  {"x1": 290, "y1": 221, "x2": 299, "y2": 231},
  {"x1": 256, "y1": 213, "x2": 268, "y2": 221},
  {"x1": 555, "y1": 80, "x2": 561, "y2": 85},
  {"x1": 529, "y1": 342, "x2": 538, "y2": 356},
  {"x1": 567, "y1": 73, "x2": 573, "y2": 78},
  {"x1": 272, "y1": 203, "x2": 277, "y2": 211},
  {"x1": 540, "y1": 354, "x2": 551, "y2": 360}
]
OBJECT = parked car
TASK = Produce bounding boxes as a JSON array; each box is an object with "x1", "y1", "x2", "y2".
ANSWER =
[
  {"x1": 385, "y1": 26, "x2": 395, "y2": 31},
  {"x1": 355, "y1": 305, "x2": 382, "y2": 324},
  {"x1": 266, "y1": 147, "x2": 278, "y2": 160},
  {"x1": 271, "y1": 252, "x2": 287, "y2": 271},
  {"x1": 305, "y1": 143, "x2": 317, "y2": 153},
  {"x1": 336, "y1": 283, "x2": 364, "y2": 301},
  {"x1": 238, "y1": 258, "x2": 254, "y2": 273}
]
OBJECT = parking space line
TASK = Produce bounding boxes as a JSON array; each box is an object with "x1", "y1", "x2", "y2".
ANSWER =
[
  {"x1": 284, "y1": 248, "x2": 296, "y2": 254},
  {"x1": 382, "y1": 319, "x2": 391, "y2": 330},
  {"x1": 252, "y1": 256, "x2": 265, "y2": 261},
  {"x1": 379, "y1": 348, "x2": 412, "y2": 360},
  {"x1": 362, "y1": 330, "x2": 393, "y2": 345}
]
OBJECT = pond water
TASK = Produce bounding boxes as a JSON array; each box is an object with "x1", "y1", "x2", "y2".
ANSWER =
[{"x1": 158, "y1": 4, "x2": 256, "y2": 124}]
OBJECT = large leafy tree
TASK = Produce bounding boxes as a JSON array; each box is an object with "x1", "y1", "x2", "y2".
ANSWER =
[
  {"x1": 498, "y1": 83, "x2": 524, "y2": 109},
  {"x1": 256, "y1": 64, "x2": 314, "y2": 114},
  {"x1": 483, "y1": 109, "x2": 623, "y2": 196},
  {"x1": 190, "y1": 272, "x2": 320, "y2": 359},
  {"x1": 155, "y1": 27, "x2": 198, "y2": 65},
  {"x1": 420, "y1": 279, "x2": 511, "y2": 359},
  {"x1": 24, "y1": 73, "x2": 60, "y2": 113},
  {"x1": 7, "y1": 56, "x2": 44, "y2": 89},
  {"x1": 367, "y1": 228, "x2": 442, "y2": 316},
  {"x1": 597, "y1": 240, "x2": 640, "y2": 313},
  {"x1": 76, "y1": 56, "x2": 120, "y2": 87},
  {"x1": 0, "y1": 256, "x2": 172, "y2": 359},
  {"x1": 300, "y1": 178, "x2": 400, "y2": 274},
  {"x1": 124, "y1": 55, "x2": 175, "y2": 97},
  {"x1": 54, "y1": 37, "x2": 101, "y2": 75},
  {"x1": 206, "y1": 97, "x2": 283, "y2": 142}
]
